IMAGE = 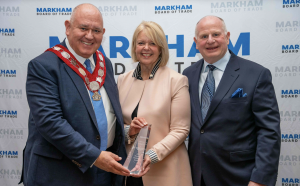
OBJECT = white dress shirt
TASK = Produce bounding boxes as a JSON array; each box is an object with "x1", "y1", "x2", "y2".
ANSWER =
[
  {"x1": 65, "y1": 38, "x2": 116, "y2": 149},
  {"x1": 199, "y1": 50, "x2": 231, "y2": 100}
]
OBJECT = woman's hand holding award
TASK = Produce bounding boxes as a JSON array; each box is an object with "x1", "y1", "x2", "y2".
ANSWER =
[{"x1": 123, "y1": 124, "x2": 151, "y2": 175}]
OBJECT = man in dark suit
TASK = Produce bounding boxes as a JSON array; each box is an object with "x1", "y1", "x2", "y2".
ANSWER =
[
  {"x1": 183, "y1": 15, "x2": 280, "y2": 186},
  {"x1": 20, "y1": 4, "x2": 130, "y2": 186}
]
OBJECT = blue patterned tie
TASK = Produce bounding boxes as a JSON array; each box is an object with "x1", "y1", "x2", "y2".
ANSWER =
[
  {"x1": 201, "y1": 65, "x2": 216, "y2": 122},
  {"x1": 84, "y1": 59, "x2": 108, "y2": 151}
]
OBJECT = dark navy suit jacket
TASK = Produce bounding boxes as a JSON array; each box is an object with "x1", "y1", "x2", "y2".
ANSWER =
[
  {"x1": 183, "y1": 50, "x2": 280, "y2": 186},
  {"x1": 20, "y1": 41, "x2": 126, "y2": 186}
]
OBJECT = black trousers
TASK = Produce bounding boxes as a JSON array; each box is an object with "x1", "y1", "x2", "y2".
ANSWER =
[
  {"x1": 126, "y1": 177, "x2": 143, "y2": 186},
  {"x1": 201, "y1": 175, "x2": 206, "y2": 186}
]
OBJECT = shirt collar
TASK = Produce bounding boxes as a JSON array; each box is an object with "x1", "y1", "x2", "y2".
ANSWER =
[
  {"x1": 132, "y1": 58, "x2": 161, "y2": 80},
  {"x1": 202, "y1": 50, "x2": 231, "y2": 73},
  {"x1": 65, "y1": 37, "x2": 95, "y2": 67}
]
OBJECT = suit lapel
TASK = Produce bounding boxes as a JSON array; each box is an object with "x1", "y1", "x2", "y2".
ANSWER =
[
  {"x1": 103, "y1": 59, "x2": 126, "y2": 139},
  {"x1": 61, "y1": 41, "x2": 98, "y2": 129},
  {"x1": 203, "y1": 52, "x2": 240, "y2": 124},
  {"x1": 64, "y1": 64, "x2": 98, "y2": 128},
  {"x1": 102, "y1": 57, "x2": 123, "y2": 128},
  {"x1": 190, "y1": 60, "x2": 204, "y2": 127},
  {"x1": 103, "y1": 70, "x2": 119, "y2": 117}
]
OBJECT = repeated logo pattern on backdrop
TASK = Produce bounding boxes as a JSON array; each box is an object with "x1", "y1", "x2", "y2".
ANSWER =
[
  {"x1": 0, "y1": 0, "x2": 299, "y2": 185},
  {"x1": 0, "y1": 6, "x2": 20, "y2": 16}
]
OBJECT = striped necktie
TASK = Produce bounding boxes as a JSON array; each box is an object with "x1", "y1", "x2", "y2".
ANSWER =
[
  {"x1": 84, "y1": 59, "x2": 108, "y2": 150},
  {"x1": 201, "y1": 65, "x2": 216, "y2": 122}
]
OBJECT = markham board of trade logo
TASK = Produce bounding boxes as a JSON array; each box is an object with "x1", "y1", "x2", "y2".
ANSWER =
[
  {"x1": 210, "y1": 0, "x2": 263, "y2": 13},
  {"x1": 0, "y1": 70, "x2": 16, "y2": 77},
  {"x1": 281, "y1": 89, "x2": 300, "y2": 98},
  {"x1": 274, "y1": 66, "x2": 300, "y2": 77},
  {"x1": 0, "y1": 169, "x2": 21, "y2": 179},
  {"x1": 0, "y1": 151, "x2": 18, "y2": 159},
  {"x1": 280, "y1": 110, "x2": 300, "y2": 122},
  {"x1": 280, "y1": 155, "x2": 300, "y2": 166},
  {"x1": 0, "y1": 110, "x2": 17, "y2": 118},
  {"x1": 0, "y1": 48, "x2": 21, "y2": 58},
  {"x1": 99, "y1": 5, "x2": 137, "y2": 16},
  {"x1": 36, "y1": 8, "x2": 72, "y2": 15},
  {"x1": 276, "y1": 20, "x2": 299, "y2": 32},
  {"x1": 155, "y1": 5, "x2": 192, "y2": 14},
  {"x1": 0, "y1": 6, "x2": 19, "y2": 16},
  {"x1": 0, "y1": 28, "x2": 14, "y2": 36},
  {"x1": 282, "y1": 44, "x2": 299, "y2": 53},
  {"x1": 282, "y1": 134, "x2": 300, "y2": 142},
  {"x1": 283, "y1": 0, "x2": 300, "y2": 8},
  {"x1": 281, "y1": 178, "x2": 300, "y2": 186},
  {"x1": 0, "y1": 129, "x2": 24, "y2": 140},
  {"x1": 0, "y1": 89, "x2": 22, "y2": 99}
]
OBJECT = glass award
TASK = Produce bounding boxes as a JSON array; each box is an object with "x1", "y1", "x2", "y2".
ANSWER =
[{"x1": 123, "y1": 124, "x2": 151, "y2": 175}]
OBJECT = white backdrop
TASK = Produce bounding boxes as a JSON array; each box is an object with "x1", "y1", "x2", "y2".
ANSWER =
[{"x1": 0, "y1": 0, "x2": 299, "y2": 185}]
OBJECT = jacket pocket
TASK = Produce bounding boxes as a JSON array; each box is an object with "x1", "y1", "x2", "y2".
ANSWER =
[
  {"x1": 223, "y1": 97, "x2": 248, "y2": 103},
  {"x1": 230, "y1": 149, "x2": 255, "y2": 162},
  {"x1": 33, "y1": 144, "x2": 64, "y2": 160}
]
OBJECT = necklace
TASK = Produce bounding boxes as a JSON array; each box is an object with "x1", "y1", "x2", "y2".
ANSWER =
[{"x1": 46, "y1": 44, "x2": 106, "y2": 101}]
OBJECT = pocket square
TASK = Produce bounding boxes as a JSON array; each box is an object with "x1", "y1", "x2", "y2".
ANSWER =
[{"x1": 231, "y1": 88, "x2": 247, "y2": 98}]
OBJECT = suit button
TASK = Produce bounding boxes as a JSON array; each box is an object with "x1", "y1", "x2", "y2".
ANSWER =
[
  {"x1": 96, "y1": 135, "x2": 100, "y2": 140},
  {"x1": 200, "y1": 130, "x2": 204, "y2": 134}
]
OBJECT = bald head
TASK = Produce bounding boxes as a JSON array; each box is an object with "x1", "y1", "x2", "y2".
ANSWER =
[
  {"x1": 65, "y1": 3, "x2": 105, "y2": 58},
  {"x1": 193, "y1": 15, "x2": 230, "y2": 64},
  {"x1": 195, "y1": 15, "x2": 227, "y2": 39},
  {"x1": 70, "y1": 4, "x2": 102, "y2": 24}
]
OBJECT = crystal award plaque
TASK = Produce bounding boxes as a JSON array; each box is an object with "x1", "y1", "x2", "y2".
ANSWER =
[{"x1": 123, "y1": 124, "x2": 151, "y2": 175}]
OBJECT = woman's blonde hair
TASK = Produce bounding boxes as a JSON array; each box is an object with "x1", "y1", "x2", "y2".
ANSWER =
[{"x1": 131, "y1": 21, "x2": 169, "y2": 66}]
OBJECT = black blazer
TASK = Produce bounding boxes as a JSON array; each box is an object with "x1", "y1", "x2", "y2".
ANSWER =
[
  {"x1": 183, "y1": 50, "x2": 280, "y2": 186},
  {"x1": 21, "y1": 41, "x2": 126, "y2": 186}
]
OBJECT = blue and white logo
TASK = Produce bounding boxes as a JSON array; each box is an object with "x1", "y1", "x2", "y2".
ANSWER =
[
  {"x1": 281, "y1": 89, "x2": 300, "y2": 98},
  {"x1": 50, "y1": 32, "x2": 250, "y2": 74},
  {"x1": 283, "y1": 0, "x2": 300, "y2": 8},
  {"x1": 0, "y1": 28, "x2": 14, "y2": 36},
  {"x1": 155, "y1": 5, "x2": 192, "y2": 14},
  {"x1": 281, "y1": 178, "x2": 300, "y2": 185},
  {"x1": 36, "y1": 8, "x2": 72, "y2": 15},
  {"x1": 282, "y1": 44, "x2": 299, "y2": 53},
  {"x1": 0, "y1": 110, "x2": 17, "y2": 118},
  {"x1": 0, "y1": 151, "x2": 18, "y2": 158},
  {"x1": 282, "y1": 134, "x2": 300, "y2": 142},
  {"x1": 0, "y1": 70, "x2": 16, "y2": 77}
]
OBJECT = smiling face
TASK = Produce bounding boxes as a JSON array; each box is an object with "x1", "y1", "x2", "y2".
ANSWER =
[
  {"x1": 65, "y1": 5, "x2": 105, "y2": 58},
  {"x1": 135, "y1": 30, "x2": 161, "y2": 68},
  {"x1": 194, "y1": 16, "x2": 230, "y2": 64}
]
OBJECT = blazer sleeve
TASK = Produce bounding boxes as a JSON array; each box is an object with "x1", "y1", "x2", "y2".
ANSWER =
[
  {"x1": 26, "y1": 59, "x2": 101, "y2": 173},
  {"x1": 151, "y1": 75, "x2": 191, "y2": 161},
  {"x1": 250, "y1": 68, "x2": 281, "y2": 186}
]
